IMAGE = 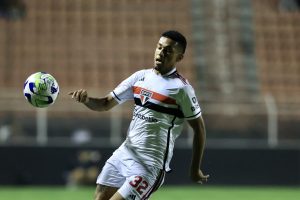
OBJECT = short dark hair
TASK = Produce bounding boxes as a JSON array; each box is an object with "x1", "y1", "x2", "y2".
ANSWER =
[{"x1": 161, "y1": 30, "x2": 187, "y2": 54}]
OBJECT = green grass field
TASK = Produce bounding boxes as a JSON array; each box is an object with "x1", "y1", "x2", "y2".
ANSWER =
[{"x1": 0, "y1": 186, "x2": 299, "y2": 200}]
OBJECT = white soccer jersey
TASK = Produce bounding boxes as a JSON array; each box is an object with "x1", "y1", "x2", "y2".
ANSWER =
[{"x1": 111, "y1": 68, "x2": 201, "y2": 171}]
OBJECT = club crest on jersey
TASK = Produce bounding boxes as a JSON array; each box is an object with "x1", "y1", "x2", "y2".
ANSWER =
[{"x1": 140, "y1": 89, "x2": 153, "y2": 105}]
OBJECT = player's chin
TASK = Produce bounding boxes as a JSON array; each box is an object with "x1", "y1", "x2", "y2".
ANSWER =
[{"x1": 154, "y1": 63, "x2": 163, "y2": 71}]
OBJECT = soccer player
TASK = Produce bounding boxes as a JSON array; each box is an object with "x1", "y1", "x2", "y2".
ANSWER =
[{"x1": 69, "y1": 30, "x2": 209, "y2": 200}]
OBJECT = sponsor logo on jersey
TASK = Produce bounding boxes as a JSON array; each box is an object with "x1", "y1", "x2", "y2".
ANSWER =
[
  {"x1": 133, "y1": 111, "x2": 158, "y2": 122},
  {"x1": 140, "y1": 89, "x2": 153, "y2": 105}
]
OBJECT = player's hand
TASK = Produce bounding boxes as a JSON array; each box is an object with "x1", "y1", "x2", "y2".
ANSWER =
[
  {"x1": 68, "y1": 89, "x2": 89, "y2": 103},
  {"x1": 190, "y1": 169, "x2": 209, "y2": 184}
]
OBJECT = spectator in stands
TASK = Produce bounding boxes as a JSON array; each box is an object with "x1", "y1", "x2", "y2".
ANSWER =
[{"x1": 66, "y1": 150, "x2": 101, "y2": 187}]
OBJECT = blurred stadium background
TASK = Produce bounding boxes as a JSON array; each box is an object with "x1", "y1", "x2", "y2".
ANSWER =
[{"x1": 0, "y1": 0, "x2": 300, "y2": 198}]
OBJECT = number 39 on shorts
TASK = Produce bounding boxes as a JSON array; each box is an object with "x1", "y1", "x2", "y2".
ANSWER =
[{"x1": 129, "y1": 176, "x2": 149, "y2": 195}]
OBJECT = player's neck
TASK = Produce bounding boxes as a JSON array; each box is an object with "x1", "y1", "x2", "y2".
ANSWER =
[{"x1": 153, "y1": 67, "x2": 176, "y2": 76}]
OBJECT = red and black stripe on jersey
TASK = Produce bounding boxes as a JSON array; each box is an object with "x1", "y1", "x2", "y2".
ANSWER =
[
  {"x1": 132, "y1": 86, "x2": 184, "y2": 118},
  {"x1": 133, "y1": 97, "x2": 184, "y2": 118}
]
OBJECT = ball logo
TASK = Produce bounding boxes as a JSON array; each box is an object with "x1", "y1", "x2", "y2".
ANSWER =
[{"x1": 140, "y1": 89, "x2": 153, "y2": 105}]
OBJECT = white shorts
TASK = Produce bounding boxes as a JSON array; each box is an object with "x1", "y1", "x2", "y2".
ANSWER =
[{"x1": 96, "y1": 148, "x2": 165, "y2": 200}]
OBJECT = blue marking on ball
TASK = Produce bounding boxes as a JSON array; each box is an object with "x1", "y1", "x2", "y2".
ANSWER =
[
  {"x1": 29, "y1": 82, "x2": 36, "y2": 94},
  {"x1": 24, "y1": 80, "x2": 28, "y2": 89},
  {"x1": 24, "y1": 93, "x2": 32, "y2": 103},
  {"x1": 51, "y1": 86, "x2": 58, "y2": 94},
  {"x1": 47, "y1": 96, "x2": 54, "y2": 104}
]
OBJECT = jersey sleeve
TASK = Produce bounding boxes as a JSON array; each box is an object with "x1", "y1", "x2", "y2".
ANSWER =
[
  {"x1": 179, "y1": 85, "x2": 202, "y2": 119},
  {"x1": 110, "y1": 70, "x2": 145, "y2": 104}
]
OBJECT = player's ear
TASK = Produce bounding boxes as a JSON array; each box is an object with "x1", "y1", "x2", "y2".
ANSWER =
[{"x1": 176, "y1": 54, "x2": 184, "y2": 62}]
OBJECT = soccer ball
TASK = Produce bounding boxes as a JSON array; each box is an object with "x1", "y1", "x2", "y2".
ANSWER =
[{"x1": 23, "y1": 72, "x2": 59, "y2": 108}]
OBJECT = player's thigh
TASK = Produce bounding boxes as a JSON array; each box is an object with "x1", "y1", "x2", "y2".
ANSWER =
[
  {"x1": 95, "y1": 159, "x2": 125, "y2": 200},
  {"x1": 118, "y1": 162, "x2": 165, "y2": 199},
  {"x1": 96, "y1": 161, "x2": 125, "y2": 188},
  {"x1": 94, "y1": 184, "x2": 120, "y2": 200}
]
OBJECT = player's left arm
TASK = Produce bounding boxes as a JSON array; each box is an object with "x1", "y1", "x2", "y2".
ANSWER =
[{"x1": 188, "y1": 115, "x2": 210, "y2": 184}]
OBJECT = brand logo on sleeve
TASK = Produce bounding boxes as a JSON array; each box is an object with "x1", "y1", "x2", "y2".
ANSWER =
[
  {"x1": 140, "y1": 89, "x2": 153, "y2": 105},
  {"x1": 192, "y1": 97, "x2": 197, "y2": 104},
  {"x1": 191, "y1": 97, "x2": 200, "y2": 111}
]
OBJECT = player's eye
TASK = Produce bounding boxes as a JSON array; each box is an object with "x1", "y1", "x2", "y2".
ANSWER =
[
  {"x1": 164, "y1": 48, "x2": 172, "y2": 54},
  {"x1": 167, "y1": 49, "x2": 172, "y2": 53}
]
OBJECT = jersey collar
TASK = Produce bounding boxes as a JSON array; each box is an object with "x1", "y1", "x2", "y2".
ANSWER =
[{"x1": 153, "y1": 67, "x2": 177, "y2": 77}]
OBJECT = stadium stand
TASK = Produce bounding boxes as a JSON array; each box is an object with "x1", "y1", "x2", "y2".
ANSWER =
[
  {"x1": 0, "y1": 0, "x2": 299, "y2": 145},
  {"x1": 0, "y1": 0, "x2": 196, "y2": 143},
  {"x1": 253, "y1": 0, "x2": 300, "y2": 105}
]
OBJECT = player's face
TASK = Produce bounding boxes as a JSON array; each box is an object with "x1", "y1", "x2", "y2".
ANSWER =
[{"x1": 154, "y1": 37, "x2": 184, "y2": 75}]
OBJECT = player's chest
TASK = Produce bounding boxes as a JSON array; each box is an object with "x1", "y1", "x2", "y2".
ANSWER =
[{"x1": 133, "y1": 75, "x2": 179, "y2": 105}]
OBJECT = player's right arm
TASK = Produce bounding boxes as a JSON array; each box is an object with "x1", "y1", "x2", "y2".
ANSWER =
[
  {"x1": 69, "y1": 89, "x2": 118, "y2": 111},
  {"x1": 69, "y1": 70, "x2": 146, "y2": 112}
]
